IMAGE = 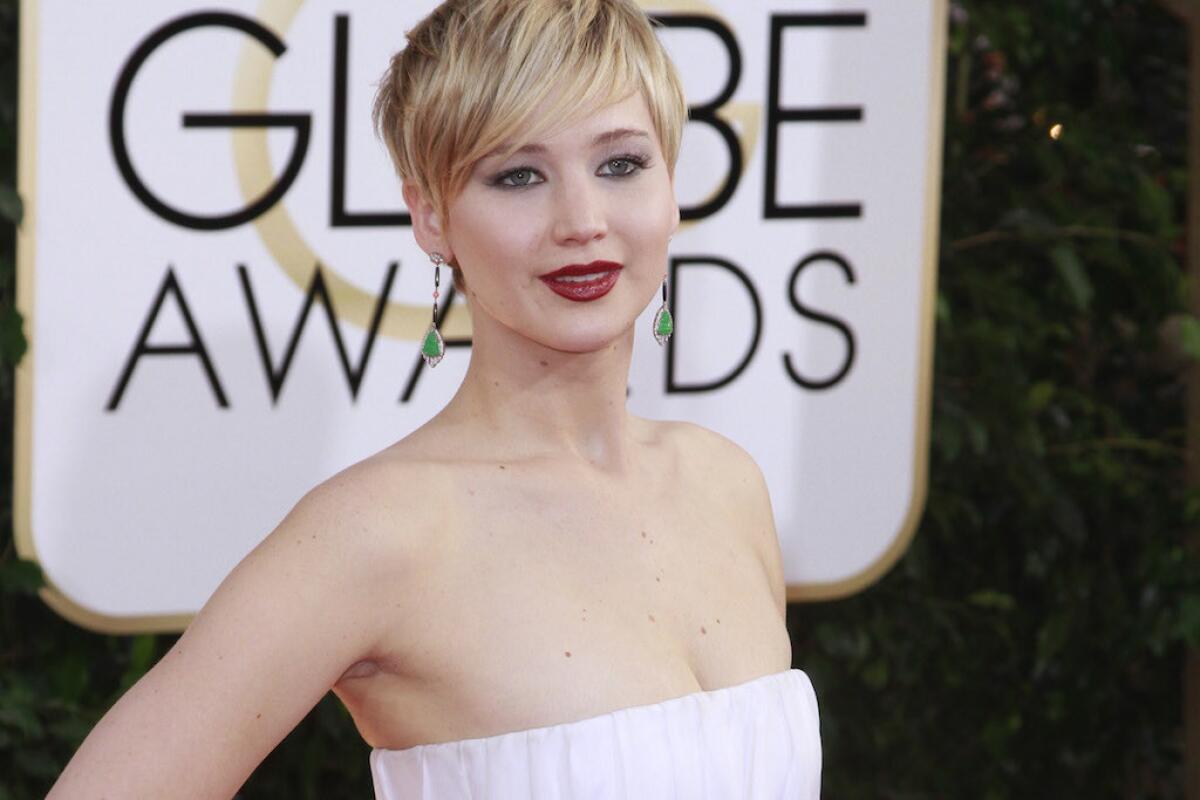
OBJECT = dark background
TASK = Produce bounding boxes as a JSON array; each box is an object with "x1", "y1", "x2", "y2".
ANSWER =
[{"x1": 2, "y1": 1, "x2": 1198, "y2": 798}]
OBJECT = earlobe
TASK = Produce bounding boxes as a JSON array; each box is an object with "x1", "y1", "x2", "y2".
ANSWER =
[{"x1": 402, "y1": 182, "x2": 453, "y2": 261}]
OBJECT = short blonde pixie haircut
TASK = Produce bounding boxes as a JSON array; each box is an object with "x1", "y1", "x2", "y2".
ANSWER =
[{"x1": 372, "y1": 0, "x2": 688, "y2": 289}]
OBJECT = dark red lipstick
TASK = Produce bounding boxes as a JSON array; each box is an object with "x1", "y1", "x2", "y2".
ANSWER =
[{"x1": 539, "y1": 260, "x2": 623, "y2": 302}]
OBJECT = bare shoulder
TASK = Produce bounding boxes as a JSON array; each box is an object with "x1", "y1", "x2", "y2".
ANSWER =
[
  {"x1": 649, "y1": 420, "x2": 786, "y2": 617},
  {"x1": 651, "y1": 419, "x2": 768, "y2": 487},
  {"x1": 44, "y1": 447, "x2": 457, "y2": 798},
  {"x1": 206, "y1": 448, "x2": 454, "y2": 656},
  {"x1": 275, "y1": 445, "x2": 455, "y2": 576}
]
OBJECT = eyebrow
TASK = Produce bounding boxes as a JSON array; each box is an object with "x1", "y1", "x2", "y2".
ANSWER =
[{"x1": 485, "y1": 128, "x2": 651, "y2": 160}]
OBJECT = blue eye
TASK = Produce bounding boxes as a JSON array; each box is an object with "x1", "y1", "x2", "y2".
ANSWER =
[
  {"x1": 493, "y1": 168, "x2": 543, "y2": 188},
  {"x1": 599, "y1": 154, "x2": 650, "y2": 177}
]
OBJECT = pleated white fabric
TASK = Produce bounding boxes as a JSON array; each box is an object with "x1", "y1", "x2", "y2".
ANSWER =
[{"x1": 369, "y1": 668, "x2": 821, "y2": 799}]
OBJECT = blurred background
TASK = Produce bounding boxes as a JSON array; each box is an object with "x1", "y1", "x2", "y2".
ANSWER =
[{"x1": 2, "y1": 0, "x2": 1199, "y2": 797}]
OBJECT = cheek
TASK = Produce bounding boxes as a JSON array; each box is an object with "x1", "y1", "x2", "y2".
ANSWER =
[
  {"x1": 449, "y1": 198, "x2": 539, "y2": 278},
  {"x1": 618, "y1": 183, "x2": 676, "y2": 246}
]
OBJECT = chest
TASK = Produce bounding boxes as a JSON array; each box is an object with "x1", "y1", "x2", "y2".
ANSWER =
[{"x1": 336, "y1": 465, "x2": 790, "y2": 749}]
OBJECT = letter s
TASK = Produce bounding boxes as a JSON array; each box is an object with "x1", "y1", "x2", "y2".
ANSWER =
[{"x1": 783, "y1": 251, "x2": 857, "y2": 390}]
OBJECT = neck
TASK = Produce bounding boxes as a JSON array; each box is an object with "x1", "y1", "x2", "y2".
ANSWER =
[{"x1": 440, "y1": 314, "x2": 637, "y2": 472}]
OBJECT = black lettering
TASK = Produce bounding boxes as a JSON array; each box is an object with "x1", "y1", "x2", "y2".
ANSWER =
[
  {"x1": 106, "y1": 267, "x2": 228, "y2": 409},
  {"x1": 783, "y1": 251, "x2": 856, "y2": 390},
  {"x1": 665, "y1": 256, "x2": 761, "y2": 393},
  {"x1": 331, "y1": 15, "x2": 409, "y2": 227},
  {"x1": 765, "y1": 13, "x2": 866, "y2": 219},
  {"x1": 654, "y1": 15, "x2": 743, "y2": 221},
  {"x1": 110, "y1": 12, "x2": 311, "y2": 230},
  {"x1": 237, "y1": 261, "x2": 398, "y2": 403}
]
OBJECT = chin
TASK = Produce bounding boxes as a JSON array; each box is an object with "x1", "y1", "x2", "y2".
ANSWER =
[{"x1": 536, "y1": 323, "x2": 632, "y2": 355}]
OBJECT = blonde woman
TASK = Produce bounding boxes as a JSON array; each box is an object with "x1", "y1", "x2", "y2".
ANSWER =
[{"x1": 49, "y1": 1, "x2": 821, "y2": 797}]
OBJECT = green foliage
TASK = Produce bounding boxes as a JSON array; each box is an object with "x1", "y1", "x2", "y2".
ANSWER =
[
  {"x1": 790, "y1": 1, "x2": 1198, "y2": 797},
  {"x1": 0, "y1": 0, "x2": 1196, "y2": 798}
]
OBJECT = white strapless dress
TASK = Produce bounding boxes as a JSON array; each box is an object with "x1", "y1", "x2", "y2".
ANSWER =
[{"x1": 369, "y1": 668, "x2": 821, "y2": 799}]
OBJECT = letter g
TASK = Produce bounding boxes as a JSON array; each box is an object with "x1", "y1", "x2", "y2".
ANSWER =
[{"x1": 109, "y1": 11, "x2": 311, "y2": 230}]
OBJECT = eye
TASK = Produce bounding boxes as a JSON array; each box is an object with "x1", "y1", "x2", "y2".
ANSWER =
[
  {"x1": 598, "y1": 154, "x2": 650, "y2": 177},
  {"x1": 493, "y1": 167, "x2": 544, "y2": 188}
]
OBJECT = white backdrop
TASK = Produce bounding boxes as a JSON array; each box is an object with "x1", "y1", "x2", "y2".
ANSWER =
[{"x1": 14, "y1": 0, "x2": 947, "y2": 631}]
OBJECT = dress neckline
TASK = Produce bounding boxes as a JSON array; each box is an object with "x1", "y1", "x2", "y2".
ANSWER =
[{"x1": 372, "y1": 667, "x2": 802, "y2": 755}]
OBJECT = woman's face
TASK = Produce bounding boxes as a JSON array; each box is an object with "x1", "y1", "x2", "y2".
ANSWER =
[{"x1": 443, "y1": 91, "x2": 680, "y2": 354}]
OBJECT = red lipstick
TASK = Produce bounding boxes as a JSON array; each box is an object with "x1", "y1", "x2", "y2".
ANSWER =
[{"x1": 539, "y1": 260, "x2": 623, "y2": 302}]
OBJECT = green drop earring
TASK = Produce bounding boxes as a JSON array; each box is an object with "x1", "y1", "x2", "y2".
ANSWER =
[
  {"x1": 653, "y1": 276, "x2": 673, "y2": 345},
  {"x1": 421, "y1": 252, "x2": 446, "y2": 367}
]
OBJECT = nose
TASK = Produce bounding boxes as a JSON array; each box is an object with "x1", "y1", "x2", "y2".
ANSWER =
[{"x1": 551, "y1": 177, "x2": 607, "y2": 246}]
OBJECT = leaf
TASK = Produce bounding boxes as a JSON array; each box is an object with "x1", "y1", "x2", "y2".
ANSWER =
[
  {"x1": 1050, "y1": 244, "x2": 1092, "y2": 311},
  {"x1": 0, "y1": 305, "x2": 27, "y2": 366},
  {"x1": 1178, "y1": 591, "x2": 1200, "y2": 648},
  {"x1": 997, "y1": 207, "x2": 1055, "y2": 235},
  {"x1": 936, "y1": 291, "x2": 952, "y2": 327},
  {"x1": 129, "y1": 634, "x2": 156, "y2": 675},
  {"x1": 13, "y1": 747, "x2": 62, "y2": 779},
  {"x1": 0, "y1": 703, "x2": 43, "y2": 739},
  {"x1": 0, "y1": 183, "x2": 21, "y2": 225},
  {"x1": 118, "y1": 634, "x2": 158, "y2": 692},
  {"x1": 1177, "y1": 315, "x2": 1200, "y2": 362},
  {"x1": 965, "y1": 416, "x2": 990, "y2": 455},
  {"x1": 1028, "y1": 381, "x2": 1055, "y2": 413},
  {"x1": 861, "y1": 658, "x2": 890, "y2": 690},
  {"x1": 49, "y1": 653, "x2": 89, "y2": 705},
  {"x1": 0, "y1": 558, "x2": 44, "y2": 595},
  {"x1": 1134, "y1": 170, "x2": 1174, "y2": 236},
  {"x1": 968, "y1": 589, "x2": 1016, "y2": 611}
]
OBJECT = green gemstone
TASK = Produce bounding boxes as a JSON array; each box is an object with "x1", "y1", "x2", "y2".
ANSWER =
[
  {"x1": 421, "y1": 328, "x2": 443, "y2": 359},
  {"x1": 655, "y1": 307, "x2": 673, "y2": 337}
]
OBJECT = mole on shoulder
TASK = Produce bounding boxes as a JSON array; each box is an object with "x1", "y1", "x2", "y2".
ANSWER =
[
  {"x1": 565, "y1": 650, "x2": 572, "y2": 657},
  {"x1": 499, "y1": 465, "x2": 507, "y2": 470},
  {"x1": 700, "y1": 626, "x2": 707, "y2": 635},
  {"x1": 539, "y1": 360, "x2": 549, "y2": 367}
]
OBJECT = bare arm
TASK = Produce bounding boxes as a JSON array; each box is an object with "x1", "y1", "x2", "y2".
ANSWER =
[
  {"x1": 47, "y1": 468, "x2": 413, "y2": 800},
  {"x1": 678, "y1": 421, "x2": 788, "y2": 619}
]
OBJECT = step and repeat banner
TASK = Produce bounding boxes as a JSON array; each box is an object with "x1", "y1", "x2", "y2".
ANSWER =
[{"x1": 15, "y1": 0, "x2": 947, "y2": 631}]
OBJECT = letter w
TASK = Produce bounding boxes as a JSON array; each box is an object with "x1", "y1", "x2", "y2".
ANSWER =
[{"x1": 237, "y1": 262, "x2": 398, "y2": 404}]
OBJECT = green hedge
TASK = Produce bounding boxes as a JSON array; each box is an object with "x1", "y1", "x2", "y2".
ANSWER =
[{"x1": 2, "y1": 1, "x2": 1198, "y2": 798}]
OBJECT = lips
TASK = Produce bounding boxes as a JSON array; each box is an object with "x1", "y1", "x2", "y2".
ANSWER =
[{"x1": 539, "y1": 260, "x2": 623, "y2": 302}]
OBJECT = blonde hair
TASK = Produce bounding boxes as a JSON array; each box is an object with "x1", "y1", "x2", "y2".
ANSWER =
[{"x1": 372, "y1": 0, "x2": 687, "y2": 289}]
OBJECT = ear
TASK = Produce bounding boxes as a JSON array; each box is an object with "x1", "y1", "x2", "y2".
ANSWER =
[{"x1": 403, "y1": 182, "x2": 454, "y2": 262}]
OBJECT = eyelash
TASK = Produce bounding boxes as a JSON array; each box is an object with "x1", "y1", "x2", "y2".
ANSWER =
[{"x1": 490, "y1": 152, "x2": 652, "y2": 188}]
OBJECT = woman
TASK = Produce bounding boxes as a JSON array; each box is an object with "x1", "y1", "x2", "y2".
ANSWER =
[{"x1": 49, "y1": 1, "x2": 821, "y2": 797}]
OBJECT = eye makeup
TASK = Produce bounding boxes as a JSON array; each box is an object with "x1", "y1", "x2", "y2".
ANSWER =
[{"x1": 487, "y1": 151, "x2": 654, "y2": 189}]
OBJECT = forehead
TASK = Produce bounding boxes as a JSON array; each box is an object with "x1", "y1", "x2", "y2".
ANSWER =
[{"x1": 484, "y1": 92, "x2": 659, "y2": 161}]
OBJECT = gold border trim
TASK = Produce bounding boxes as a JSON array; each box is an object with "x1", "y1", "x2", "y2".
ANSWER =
[
  {"x1": 13, "y1": 0, "x2": 197, "y2": 634},
  {"x1": 12, "y1": 0, "x2": 37, "y2": 583},
  {"x1": 235, "y1": 0, "x2": 471, "y2": 339},
  {"x1": 787, "y1": 0, "x2": 949, "y2": 602}
]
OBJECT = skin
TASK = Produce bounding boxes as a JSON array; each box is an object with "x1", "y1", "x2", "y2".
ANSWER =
[{"x1": 46, "y1": 92, "x2": 791, "y2": 799}]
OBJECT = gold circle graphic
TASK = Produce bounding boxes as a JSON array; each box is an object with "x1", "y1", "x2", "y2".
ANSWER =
[{"x1": 234, "y1": 0, "x2": 758, "y2": 341}]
